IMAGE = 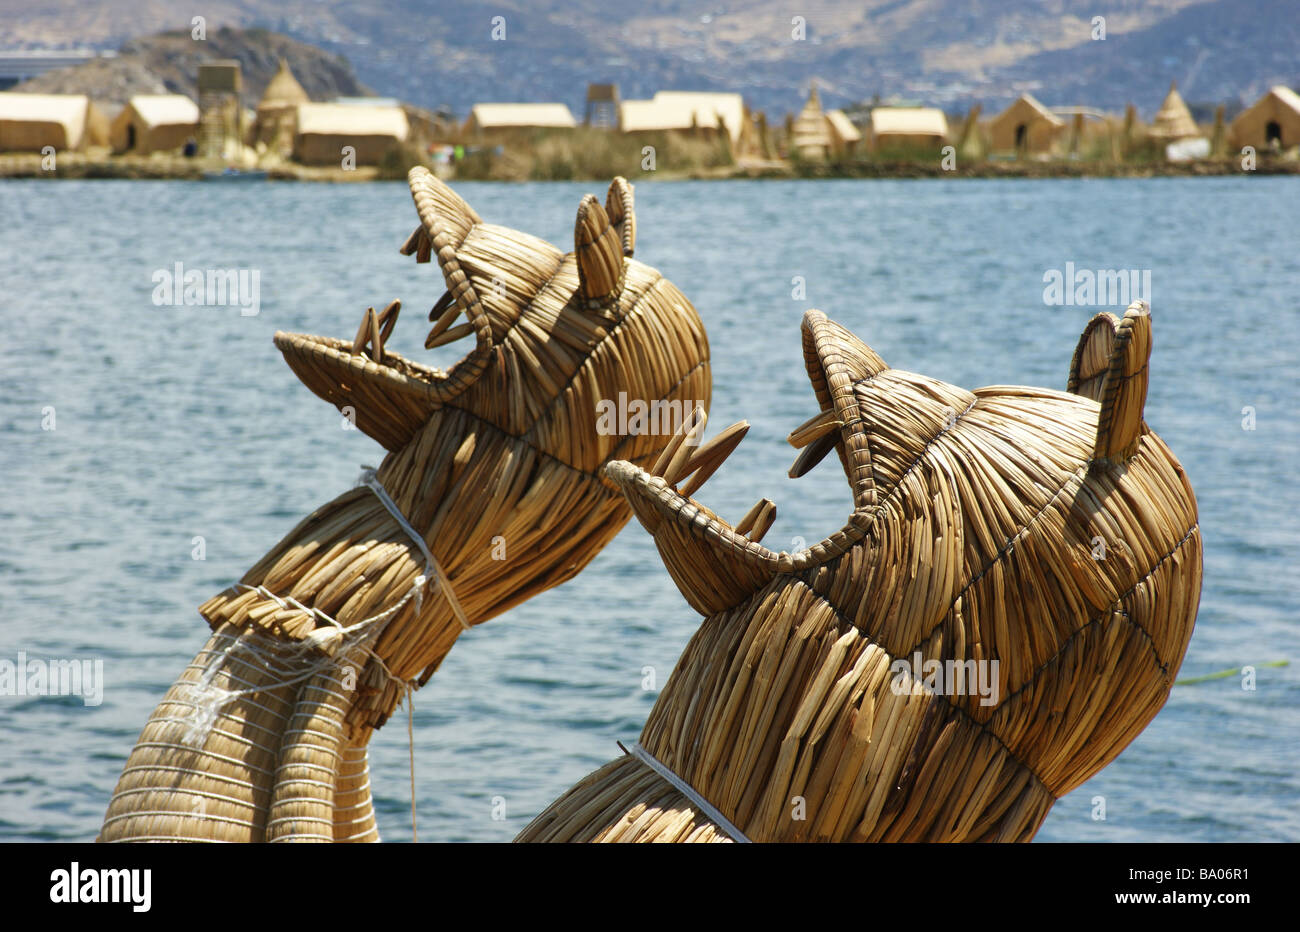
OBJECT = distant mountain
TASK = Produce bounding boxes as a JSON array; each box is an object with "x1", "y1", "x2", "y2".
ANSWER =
[
  {"x1": 11, "y1": 26, "x2": 370, "y2": 112},
  {"x1": 2, "y1": 0, "x2": 1296, "y2": 117},
  {"x1": 983, "y1": 0, "x2": 1300, "y2": 114}
]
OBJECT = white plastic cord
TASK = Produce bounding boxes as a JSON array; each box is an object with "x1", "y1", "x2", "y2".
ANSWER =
[
  {"x1": 183, "y1": 467, "x2": 471, "y2": 747},
  {"x1": 629, "y1": 743, "x2": 751, "y2": 843},
  {"x1": 359, "y1": 465, "x2": 472, "y2": 631}
]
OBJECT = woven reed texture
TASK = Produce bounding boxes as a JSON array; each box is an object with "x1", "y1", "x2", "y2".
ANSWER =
[
  {"x1": 518, "y1": 303, "x2": 1202, "y2": 843},
  {"x1": 101, "y1": 170, "x2": 711, "y2": 842}
]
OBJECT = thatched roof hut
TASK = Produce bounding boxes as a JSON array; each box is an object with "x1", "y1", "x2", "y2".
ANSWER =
[
  {"x1": 293, "y1": 101, "x2": 409, "y2": 165},
  {"x1": 790, "y1": 85, "x2": 860, "y2": 159},
  {"x1": 465, "y1": 102, "x2": 576, "y2": 137},
  {"x1": 790, "y1": 84, "x2": 831, "y2": 158},
  {"x1": 619, "y1": 98, "x2": 688, "y2": 133},
  {"x1": 988, "y1": 93, "x2": 1064, "y2": 153},
  {"x1": 0, "y1": 92, "x2": 107, "y2": 151},
  {"x1": 110, "y1": 94, "x2": 199, "y2": 153},
  {"x1": 868, "y1": 107, "x2": 948, "y2": 151},
  {"x1": 825, "y1": 109, "x2": 861, "y2": 152},
  {"x1": 618, "y1": 91, "x2": 746, "y2": 145},
  {"x1": 253, "y1": 59, "x2": 310, "y2": 152},
  {"x1": 655, "y1": 92, "x2": 746, "y2": 146},
  {"x1": 1228, "y1": 85, "x2": 1300, "y2": 150},
  {"x1": 1148, "y1": 82, "x2": 1200, "y2": 140},
  {"x1": 259, "y1": 58, "x2": 309, "y2": 111}
]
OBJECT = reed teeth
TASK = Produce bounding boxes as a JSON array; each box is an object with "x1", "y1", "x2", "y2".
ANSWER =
[
  {"x1": 788, "y1": 429, "x2": 839, "y2": 479},
  {"x1": 425, "y1": 321, "x2": 474, "y2": 350},
  {"x1": 663, "y1": 406, "x2": 709, "y2": 485},
  {"x1": 400, "y1": 226, "x2": 433, "y2": 263},
  {"x1": 651, "y1": 422, "x2": 689, "y2": 479},
  {"x1": 425, "y1": 296, "x2": 465, "y2": 349},
  {"x1": 352, "y1": 302, "x2": 399, "y2": 364},
  {"x1": 399, "y1": 226, "x2": 421, "y2": 255},
  {"x1": 787, "y1": 408, "x2": 842, "y2": 449},
  {"x1": 368, "y1": 307, "x2": 383, "y2": 363},
  {"x1": 734, "y1": 498, "x2": 776, "y2": 542},
  {"x1": 651, "y1": 404, "x2": 708, "y2": 480},
  {"x1": 677, "y1": 420, "x2": 749, "y2": 498},
  {"x1": 377, "y1": 299, "x2": 400, "y2": 346},
  {"x1": 428, "y1": 290, "x2": 456, "y2": 322},
  {"x1": 352, "y1": 306, "x2": 377, "y2": 361}
]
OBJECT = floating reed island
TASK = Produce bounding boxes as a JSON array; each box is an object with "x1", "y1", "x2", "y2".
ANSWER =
[
  {"x1": 518, "y1": 304, "x2": 1202, "y2": 843},
  {"x1": 100, "y1": 167, "x2": 712, "y2": 842}
]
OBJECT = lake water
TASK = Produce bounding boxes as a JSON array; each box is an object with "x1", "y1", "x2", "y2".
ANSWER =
[{"x1": 1, "y1": 176, "x2": 1296, "y2": 842}]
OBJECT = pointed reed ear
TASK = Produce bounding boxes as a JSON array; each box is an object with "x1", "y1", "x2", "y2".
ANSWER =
[
  {"x1": 400, "y1": 166, "x2": 494, "y2": 399},
  {"x1": 401, "y1": 168, "x2": 487, "y2": 329},
  {"x1": 575, "y1": 194, "x2": 624, "y2": 307},
  {"x1": 605, "y1": 177, "x2": 636, "y2": 257},
  {"x1": 1067, "y1": 311, "x2": 1121, "y2": 402},
  {"x1": 1089, "y1": 301, "x2": 1152, "y2": 466},
  {"x1": 399, "y1": 166, "x2": 481, "y2": 263}
]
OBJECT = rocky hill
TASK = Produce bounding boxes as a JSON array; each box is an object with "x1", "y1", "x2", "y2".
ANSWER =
[
  {"x1": 12, "y1": 26, "x2": 371, "y2": 112},
  {"x1": 2, "y1": 1, "x2": 1296, "y2": 117}
]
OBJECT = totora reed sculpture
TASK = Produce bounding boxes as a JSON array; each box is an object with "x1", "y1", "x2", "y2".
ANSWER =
[
  {"x1": 101, "y1": 168, "x2": 712, "y2": 841},
  {"x1": 518, "y1": 303, "x2": 1202, "y2": 843}
]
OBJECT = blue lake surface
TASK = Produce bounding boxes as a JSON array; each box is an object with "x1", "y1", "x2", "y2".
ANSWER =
[{"x1": 0, "y1": 176, "x2": 1296, "y2": 842}]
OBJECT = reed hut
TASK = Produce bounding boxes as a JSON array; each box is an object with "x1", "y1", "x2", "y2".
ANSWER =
[
  {"x1": 790, "y1": 85, "x2": 859, "y2": 160},
  {"x1": 0, "y1": 92, "x2": 107, "y2": 151},
  {"x1": 1147, "y1": 81, "x2": 1200, "y2": 140},
  {"x1": 657, "y1": 91, "x2": 747, "y2": 148},
  {"x1": 868, "y1": 107, "x2": 948, "y2": 152},
  {"x1": 619, "y1": 98, "x2": 692, "y2": 135},
  {"x1": 1228, "y1": 85, "x2": 1300, "y2": 151},
  {"x1": 790, "y1": 85, "x2": 832, "y2": 159},
  {"x1": 110, "y1": 94, "x2": 200, "y2": 154},
  {"x1": 100, "y1": 169, "x2": 713, "y2": 842},
  {"x1": 253, "y1": 58, "x2": 309, "y2": 153},
  {"x1": 825, "y1": 110, "x2": 861, "y2": 156},
  {"x1": 293, "y1": 101, "x2": 409, "y2": 165},
  {"x1": 618, "y1": 91, "x2": 747, "y2": 146},
  {"x1": 519, "y1": 303, "x2": 1202, "y2": 843},
  {"x1": 988, "y1": 93, "x2": 1064, "y2": 154},
  {"x1": 956, "y1": 104, "x2": 984, "y2": 160},
  {"x1": 464, "y1": 102, "x2": 577, "y2": 139}
]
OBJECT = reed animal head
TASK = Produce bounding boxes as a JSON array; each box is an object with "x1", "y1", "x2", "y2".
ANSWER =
[
  {"x1": 521, "y1": 304, "x2": 1201, "y2": 843},
  {"x1": 274, "y1": 168, "x2": 708, "y2": 468},
  {"x1": 199, "y1": 169, "x2": 711, "y2": 737},
  {"x1": 104, "y1": 170, "x2": 712, "y2": 843}
]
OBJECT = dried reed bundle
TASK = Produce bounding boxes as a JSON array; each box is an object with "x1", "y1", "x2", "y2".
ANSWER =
[
  {"x1": 101, "y1": 168, "x2": 712, "y2": 842},
  {"x1": 518, "y1": 303, "x2": 1201, "y2": 843}
]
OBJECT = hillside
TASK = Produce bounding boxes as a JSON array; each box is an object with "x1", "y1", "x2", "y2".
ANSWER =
[
  {"x1": 12, "y1": 26, "x2": 371, "y2": 112},
  {"x1": 2, "y1": 0, "x2": 1297, "y2": 117}
]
